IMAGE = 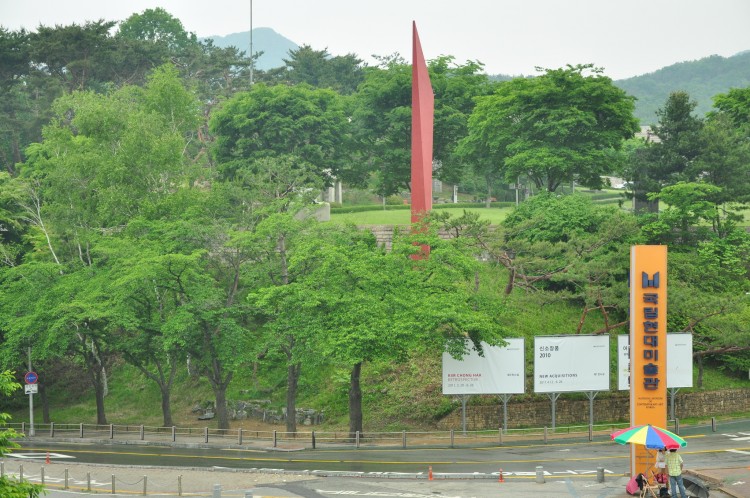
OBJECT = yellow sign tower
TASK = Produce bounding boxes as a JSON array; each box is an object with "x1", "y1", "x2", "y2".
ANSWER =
[{"x1": 629, "y1": 245, "x2": 668, "y2": 476}]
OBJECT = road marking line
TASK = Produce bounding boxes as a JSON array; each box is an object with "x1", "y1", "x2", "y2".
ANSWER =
[{"x1": 6, "y1": 452, "x2": 74, "y2": 459}]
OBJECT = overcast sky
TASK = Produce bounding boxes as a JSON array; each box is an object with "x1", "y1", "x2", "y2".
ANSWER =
[{"x1": 2, "y1": 0, "x2": 749, "y2": 80}]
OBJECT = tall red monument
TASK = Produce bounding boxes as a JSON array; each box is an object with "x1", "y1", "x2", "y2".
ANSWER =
[{"x1": 411, "y1": 22, "x2": 434, "y2": 224}]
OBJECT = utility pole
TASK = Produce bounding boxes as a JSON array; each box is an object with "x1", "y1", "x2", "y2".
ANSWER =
[{"x1": 249, "y1": 0, "x2": 254, "y2": 86}]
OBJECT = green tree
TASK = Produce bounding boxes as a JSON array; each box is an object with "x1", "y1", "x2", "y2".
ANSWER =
[
  {"x1": 277, "y1": 45, "x2": 364, "y2": 95},
  {"x1": 253, "y1": 220, "x2": 506, "y2": 437},
  {"x1": 0, "y1": 370, "x2": 45, "y2": 497},
  {"x1": 29, "y1": 20, "x2": 117, "y2": 92},
  {"x1": 210, "y1": 83, "x2": 350, "y2": 185},
  {"x1": 462, "y1": 65, "x2": 638, "y2": 193},
  {"x1": 1, "y1": 65, "x2": 200, "y2": 425},
  {"x1": 712, "y1": 86, "x2": 750, "y2": 127},
  {"x1": 118, "y1": 7, "x2": 196, "y2": 52},
  {"x1": 698, "y1": 95, "x2": 750, "y2": 203},
  {"x1": 650, "y1": 91, "x2": 705, "y2": 182},
  {"x1": 351, "y1": 55, "x2": 492, "y2": 196},
  {"x1": 104, "y1": 230, "x2": 207, "y2": 427},
  {"x1": 626, "y1": 91, "x2": 705, "y2": 212},
  {"x1": 0, "y1": 28, "x2": 32, "y2": 175},
  {"x1": 246, "y1": 212, "x2": 319, "y2": 433},
  {"x1": 438, "y1": 194, "x2": 640, "y2": 333}
]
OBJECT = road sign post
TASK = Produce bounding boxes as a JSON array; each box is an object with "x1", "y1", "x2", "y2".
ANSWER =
[{"x1": 26, "y1": 348, "x2": 35, "y2": 437}]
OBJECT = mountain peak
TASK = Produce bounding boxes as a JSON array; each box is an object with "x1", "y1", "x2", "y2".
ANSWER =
[{"x1": 200, "y1": 28, "x2": 299, "y2": 71}]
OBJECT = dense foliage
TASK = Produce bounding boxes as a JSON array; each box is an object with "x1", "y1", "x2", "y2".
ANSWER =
[{"x1": 0, "y1": 8, "x2": 749, "y2": 433}]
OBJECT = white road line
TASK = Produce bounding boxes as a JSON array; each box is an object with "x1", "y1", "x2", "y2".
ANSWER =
[{"x1": 6, "y1": 452, "x2": 75, "y2": 459}]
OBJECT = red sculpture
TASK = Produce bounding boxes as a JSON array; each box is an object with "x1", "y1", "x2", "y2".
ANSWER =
[{"x1": 411, "y1": 22, "x2": 434, "y2": 225}]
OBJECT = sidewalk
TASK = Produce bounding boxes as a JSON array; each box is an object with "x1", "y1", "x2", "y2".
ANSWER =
[
  {"x1": 2, "y1": 459, "x2": 314, "y2": 496},
  {"x1": 2, "y1": 458, "x2": 743, "y2": 497},
  {"x1": 688, "y1": 467, "x2": 750, "y2": 498}
]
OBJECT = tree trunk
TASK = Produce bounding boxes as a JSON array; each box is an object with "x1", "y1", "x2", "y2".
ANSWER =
[
  {"x1": 286, "y1": 363, "x2": 301, "y2": 433},
  {"x1": 212, "y1": 382, "x2": 230, "y2": 430},
  {"x1": 348, "y1": 362, "x2": 363, "y2": 439},
  {"x1": 160, "y1": 383, "x2": 174, "y2": 428},
  {"x1": 92, "y1": 369, "x2": 108, "y2": 425},
  {"x1": 81, "y1": 340, "x2": 109, "y2": 426},
  {"x1": 135, "y1": 359, "x2": 178, "y2": 428}
]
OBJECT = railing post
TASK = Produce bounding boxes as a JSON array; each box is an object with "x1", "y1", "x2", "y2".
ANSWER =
[
  {"x1": 674, "y1": 418, "x2": 680, "y2": 434},
  {"x1": 178, "y1": 475, "x2": 182, "y2": 496},
  {"x1": 64, "y1": 468, "x2": 69, "y2": 489},
  {"x1": 238, "y1": 428, "x2": 243, "y2": 445},
  {"x1": 450, "y1": 429, "x2": 455, "y2": 448},
  {"x1": 402, "y1": 430, "x2": 406, "y2": 449},
  {"x1": 87, "y1": 472, "x2": 91, "y2": 491},
  {"x1": 273, "y1": 430, "x2": 277, "y2": 448},
  {"x1": 112, "y1": 474, "x2": 116, "y2": 494},
  {"x1": 355, "y1": 430, "x2": 360, "y2": 449},
  {"x1": 204, "y1": 426, "x2": 208, "y2": 443},
  {"x1": 140, "y1": 424, "x2": 144, "y2": 440},
  {"x1": 19, "y1": 464, "x2": 23, "y2": 482},
  {"x1": 312, "y1": 430, "x2": 316, "y2": 450},
  {"x1": 143, "y1": 475, "x2": 147, "y2": 495},
  {"x1": 535, "y1": 465, "x2": 545, "y2": 483},
  {"x1": 172, "y1": 426, "x2": 176, "y2": 442},
  {"x1": 544, "y1": 426, "x2": 548, "y2": 444},
  {"x1": 711, "y1": 417, "x2": 717, "y2": 432},
  {"x1": 41, "y1": 466, "x2": 45, "y2": 485},
  {"x1": 21, "y1": 422, "x2": 25, "y2": 434},
  {"x1": 80, "y1": 422, "x2": 84, "y2": 438},
  {"x1": 50, "y1": 422, "x2": 54, "y2": 437},
  {"x1": 110, "y1": 423, "x2": 114, "y2": 439}
]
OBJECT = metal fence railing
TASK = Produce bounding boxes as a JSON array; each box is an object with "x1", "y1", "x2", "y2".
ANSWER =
[{"x1": 3, "y1": 419, "x2": 711, "y2": 450}]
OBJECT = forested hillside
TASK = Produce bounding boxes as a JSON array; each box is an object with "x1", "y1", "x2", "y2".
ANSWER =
[
  {"x1": 1, "y1": 8, "x2": 750, "y2": 443},
  {"x1": 615, "y1": 51, "x2": 750, "y2": 124}
]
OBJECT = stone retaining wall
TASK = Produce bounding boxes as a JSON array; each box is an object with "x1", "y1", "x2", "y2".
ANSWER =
[{"x1": 436, "y1": 389, "x2": 750, "y2": 429}]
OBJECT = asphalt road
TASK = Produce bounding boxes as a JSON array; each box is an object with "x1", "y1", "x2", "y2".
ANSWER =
[
  {"x1": 6, "y1": 419, "x2": 750, "y2": 497},
  {"x1": 13, "y1": 420, "x2": 750, "y2": 474}
]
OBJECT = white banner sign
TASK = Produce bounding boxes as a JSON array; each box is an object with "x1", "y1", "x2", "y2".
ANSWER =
[
  {"x1": 442, "y1": 339, "x2": 525, "y2": 394},
  {"x1": 617, "y1": 334, "x2": 631, "y2": 391},
  {"x1": 618, "y1": 334, "x2": 694, "y2": 389},
  {"x1": 534, "y1": 335, "x2": 609, "y2": 393},
  {"x1": 667, "y1": 333, "x2": 693, "y2": 388}
]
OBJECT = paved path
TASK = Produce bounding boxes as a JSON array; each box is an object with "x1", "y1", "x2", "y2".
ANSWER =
[
  {"x1": 689, "y1": 466, "x2": 750, "y2": 498},
  {"x1": 2, "y1": 458, "x2": 745, "y2": 497}
]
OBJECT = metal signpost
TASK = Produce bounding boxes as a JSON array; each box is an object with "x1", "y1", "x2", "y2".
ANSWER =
[{"x1": 26, "y1": 348, "x2": 37, "y2": 436}]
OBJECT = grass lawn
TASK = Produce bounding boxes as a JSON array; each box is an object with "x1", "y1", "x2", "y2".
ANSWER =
[{"x1": 330, "y1": 206, "x2": 514, "y2": 225}]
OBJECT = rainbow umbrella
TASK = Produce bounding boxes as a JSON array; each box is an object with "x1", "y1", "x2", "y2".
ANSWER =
[{"x1": 611, "y1": 424, "x2": 687, "y2": 449}]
